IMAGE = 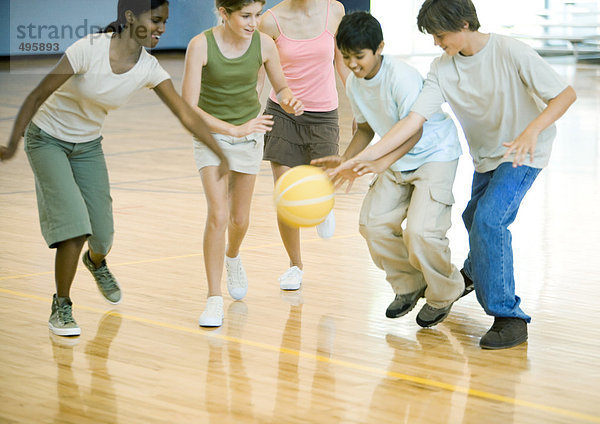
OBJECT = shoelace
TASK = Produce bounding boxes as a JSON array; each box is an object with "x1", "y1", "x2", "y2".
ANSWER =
[
  {"x1": 58, "y1": 304, "x2": 76, "y2": 325},
  {"x1": 280, "y1": 267, "x2": 302, "y2": 282},
  {"x1": 227, "y1": 261, "x2": 245, "y2": 288},
  {"x1": 95, "y1": 266, "x2": 119, "y2": 292},
  {"x1": 204, "y1": 299, "x2": 223, "y2": 316}
]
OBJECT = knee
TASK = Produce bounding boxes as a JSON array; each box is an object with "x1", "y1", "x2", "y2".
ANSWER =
[
  {"x1": 229, "y1": 212, "x2": 249, "y2": 232},
  {"x1": 403, "y1": 223, "x2": 428, "y2": 247},
  {"x1": 359, "y1": 222, "x2": 389, "y2": 242},
  {"x1": 471, "y1": 208, "x2": 500, "y2": 235},
  {"x1": 206, "y1": 209, "x2": 229, "y2": 232}
]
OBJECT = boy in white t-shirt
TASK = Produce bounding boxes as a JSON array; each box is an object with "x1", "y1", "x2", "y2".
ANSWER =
[
  {"x1": 331, "y1": 0, "x2": 576, "y2": 349},
  {"x1": 314, "y1": 11, "x2": 473, "y2": 328}
]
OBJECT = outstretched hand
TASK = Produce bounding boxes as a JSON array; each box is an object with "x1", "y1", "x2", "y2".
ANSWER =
[
  {"x1": 502, "y1": 130, "x2": 537, "y2": 167},
  {"x1": 328, "y1": 159, "x2": 363, "y2": 193},
  {"x1": 310, "y1": 155, "x2": 343, "y2": 170},
  {"x1": 351, "y1": 159, "x2": 387, "y2": 176}
]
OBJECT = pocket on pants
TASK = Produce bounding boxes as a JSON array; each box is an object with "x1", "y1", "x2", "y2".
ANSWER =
[
  {"x1": 24, "y1": 123, "x2": 45, "y2": 151},
  {"x1": 429, "y1": 186, "x2": 455, "y2": 206}
]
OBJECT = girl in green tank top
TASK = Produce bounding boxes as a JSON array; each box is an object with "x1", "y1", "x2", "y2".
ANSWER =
[{"x1": 181, "y1": 0, "x2": 304, "y2": 327}]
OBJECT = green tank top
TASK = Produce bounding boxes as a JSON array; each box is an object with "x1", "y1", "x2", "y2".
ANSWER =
[{"x1": 198, "y1": 29, "x2": 262, "y2": 126}]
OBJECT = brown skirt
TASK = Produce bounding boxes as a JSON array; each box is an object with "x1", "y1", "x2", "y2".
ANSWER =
[{"x1": 263, "y1": 98, "x2": 339, "y2": 168}]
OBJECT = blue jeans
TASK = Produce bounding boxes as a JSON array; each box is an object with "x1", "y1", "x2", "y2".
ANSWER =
[{"x1": 462, "y1": 162, "x2": 541, "y2": 322}]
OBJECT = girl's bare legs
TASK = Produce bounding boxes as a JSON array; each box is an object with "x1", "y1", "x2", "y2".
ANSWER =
[
  {"x1": 226, "y1": 171, "x2": 257, "y2": 259},
  {"x1": 200, "y1": 166, "x2": 229, "y2": 297},
  {"x1": 271, "y1": 162, "x2": 303, "y2": 270}
]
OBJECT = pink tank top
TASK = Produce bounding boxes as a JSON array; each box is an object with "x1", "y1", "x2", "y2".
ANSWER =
[{"x1": 267, "y1": 1, "x2": 338, "y2": 112}]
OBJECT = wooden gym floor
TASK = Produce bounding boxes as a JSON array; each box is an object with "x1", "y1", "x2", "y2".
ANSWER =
[{"x1": 1, "y1": 52, "x2": 599, "y2": 423}]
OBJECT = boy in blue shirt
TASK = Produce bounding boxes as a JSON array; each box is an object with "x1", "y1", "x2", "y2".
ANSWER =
[{"x1": 314, "y1": 11, "x2": 472, "y2": 327}]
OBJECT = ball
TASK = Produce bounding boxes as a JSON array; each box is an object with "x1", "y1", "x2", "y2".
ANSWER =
[{"x1": 274, "y1": 165, "x2": 335, "y2": 228}]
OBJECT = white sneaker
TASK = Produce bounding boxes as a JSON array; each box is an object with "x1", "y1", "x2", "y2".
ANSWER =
[
  {"x1": 279, "y1": 266, "x2": 304, "y2": 291},
  {"x1": 225, "y1": 254, "x2": 248, "y2": 300},
  {"x1": 316, "y1": 210, "x2": 335, "y2": 239},
  {"x1": 198, "y1": 296, "x2": 224, "y2": 327}
]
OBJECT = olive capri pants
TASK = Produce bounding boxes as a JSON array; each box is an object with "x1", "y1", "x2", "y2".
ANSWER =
[
  {"x1": 24, "y1": 123, "x2": 113, "y2": 254},
  {"x1": 358, "y1": 160, "x2": 463, "y2": 309}
]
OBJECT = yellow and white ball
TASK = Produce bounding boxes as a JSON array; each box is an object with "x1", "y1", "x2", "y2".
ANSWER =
[{"x1": 273, "y1": 165, "x2": 335, "y2": 228}]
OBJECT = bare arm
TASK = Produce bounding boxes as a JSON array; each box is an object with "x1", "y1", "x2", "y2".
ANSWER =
[
  {"x1": 311, "y1": 121, "x2": 375, "y2": 169},
  {"x1": 154, "y1": 79, "x2": 229, "y2": 179},
  {"x1": 1, "y1": 55, "x2": 74, "y2": 161},
  {"x1": 257, "y1": 10, "x2": 276, "y2": 98},
  {"x1": 352, "y1": 111, "x2": 426, "y2": 162},
  {"x1": 261, "y1": 34, "x2": 303, "y2": 115},
  {"x1": 503, "y1": 85, "x2": 576, "y2": 167},
  {"x1": 330, "y1": 1, "x2": 350, "y2": 87},
  {"x1": 353, "y1": 127, "x2": 423, "y2": 176}
]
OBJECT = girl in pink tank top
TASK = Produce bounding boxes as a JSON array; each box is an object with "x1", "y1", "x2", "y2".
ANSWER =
[
  {"x1": 267, "y1": 1, "x2": 338, "y2": 111},
  {"x1": 259, "y1": 0, "x2": 348, "y2": 291}
]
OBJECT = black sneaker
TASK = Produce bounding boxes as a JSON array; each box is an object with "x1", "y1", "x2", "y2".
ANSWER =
[
  {"x1": 385, "y1": 287, "x2": 426, "y2": 318},
  {"x1": 480, "y1": 317, "x2": 528, "y2": 349},
  {"x1": 416, "y1": 302, "x2": 453, "y2": 328},
  {"x1": 460, "y1": 268, "x2": 475, "y2": 297}
]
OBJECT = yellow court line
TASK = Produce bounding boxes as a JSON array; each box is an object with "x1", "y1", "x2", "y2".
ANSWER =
[
  {"x1": 0, "y1": 287, "x2": 599, "y2": 423},
  {"x1": 0, "y1": 234, "x2": 359, "y2": 281}
]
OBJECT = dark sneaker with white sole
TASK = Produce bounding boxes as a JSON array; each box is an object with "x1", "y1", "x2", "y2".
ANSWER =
[
  {"x1": 48, "y1": 294, "x2": 81, "y2": 336},
  {"x1": 385, "y1": 287, "x2": 426, "y2": 318},
  {"x1": 480, "y1": 317, "x2": 528, "y2": 349}
]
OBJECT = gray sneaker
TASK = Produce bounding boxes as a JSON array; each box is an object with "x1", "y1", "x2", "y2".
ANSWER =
[
  {"x1": 385, "y1": 287, "x2": 426, "y2": 318},
  {"x1": 82, "y1": 251, "x2": 122, "y2": 304},
  {"x1": 416, "y1": 302, "x2": 454, "y2": 328},
  {"x1": 48, "y1": 294, "x2": 81, "y2": 336}
]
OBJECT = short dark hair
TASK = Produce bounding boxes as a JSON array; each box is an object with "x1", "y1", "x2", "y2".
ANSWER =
[
  {"x1": 103, "y1": 0, "x2": 169, "y2": 33},
  {"x1": 336, "y1": 11, "x2": 383, "y2": 54},
  {"x1": 417, "y1": 0, "x2": 480, "y2": 35}
]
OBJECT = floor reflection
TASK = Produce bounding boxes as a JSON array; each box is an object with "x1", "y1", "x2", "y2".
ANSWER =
[
  {"x1": 49, "y1": 311, "x2": 122, "y2": 424},
  {"x1": 204, "y1": 301, "x2": 255, "y2": 423},
  {"x1": 85, "y1": 311, "x2": 122, "y2": 423},
  {"x1": 367, "y1": 325, "x2": 529, "y2": 423}
]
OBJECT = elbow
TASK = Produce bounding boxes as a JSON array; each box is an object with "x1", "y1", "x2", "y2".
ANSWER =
[{"x1": 569, "y1": 86, "x2": 577, "y2": 104}]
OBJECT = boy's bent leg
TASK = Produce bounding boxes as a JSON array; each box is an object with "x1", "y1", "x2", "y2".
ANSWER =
[
  {"x1": 358, "y1": 170, "x2": 424, "y2": 294},
  {"x1": 404, "y1": 160, "x2": 463, "y2": 310},
  {"x1": 468, "y1": 162, "x2": 541, "y2": 322}
]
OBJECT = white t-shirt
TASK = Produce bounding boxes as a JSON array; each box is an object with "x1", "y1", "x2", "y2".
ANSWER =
[
  {"x1": 33, "y1": 33, "x2": 170, "y2": 142},
  {"x1": 411, "y1": 33, "x2": 568, "y2": 172},
  {"x1": 346, "y1": 56, "x2": 461, "y2": 172}
]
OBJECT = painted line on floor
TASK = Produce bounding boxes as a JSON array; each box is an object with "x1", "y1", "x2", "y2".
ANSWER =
[{"x1": 0, "y1": 286, "x2": 598, "y2": 423}]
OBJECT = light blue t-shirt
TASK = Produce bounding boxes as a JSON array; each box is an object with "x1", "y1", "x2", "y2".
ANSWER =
[{"x1": 346, "y1": 56, "x2": 461, "y2": 172}]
